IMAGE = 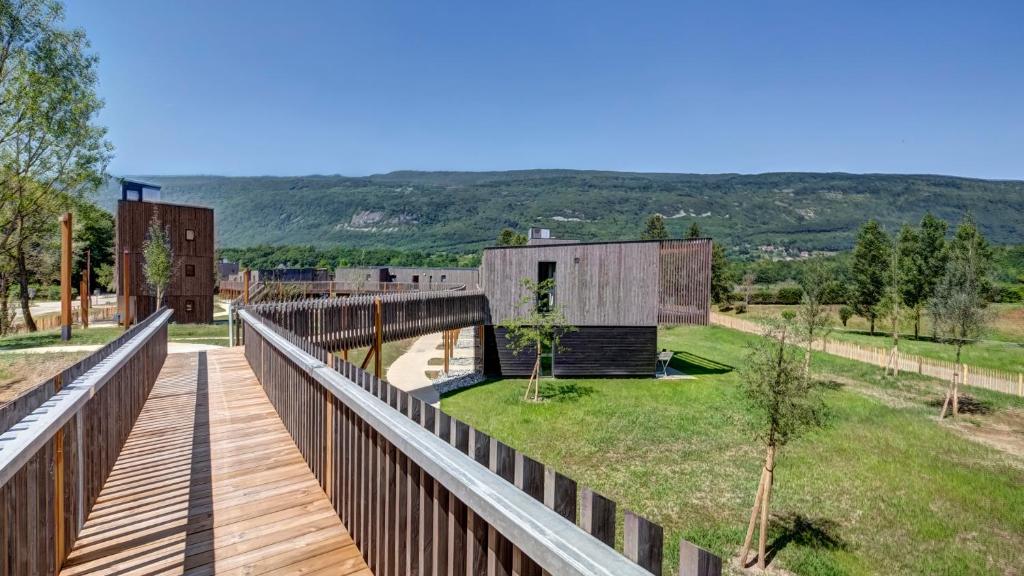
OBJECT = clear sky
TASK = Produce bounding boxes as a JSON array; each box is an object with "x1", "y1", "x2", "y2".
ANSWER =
[{"x1": 65, "y1": 0, "x2": 1023, "y2": 179}]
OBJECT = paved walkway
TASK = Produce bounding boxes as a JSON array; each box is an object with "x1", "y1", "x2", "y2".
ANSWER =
[
  {"x1": 60, "y1": 348, "x2": 370, "y2": 576},
  {"x1": 386, "y1": 328, "x2": 476, "y2": 406}
]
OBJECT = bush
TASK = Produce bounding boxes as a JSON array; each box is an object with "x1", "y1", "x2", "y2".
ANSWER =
[
  {"x1": 839, "y1": 306, "x2": 854, "y2": 326},
  {"x1": 776, "y1": 286, "x2": 804, "y2": 305},
  {"x1": 736, "y1": 303, "x2": 748, "y2": 314},
  {"x1": 990, "y1": 284, "x2": 1023, "y2": 303}
]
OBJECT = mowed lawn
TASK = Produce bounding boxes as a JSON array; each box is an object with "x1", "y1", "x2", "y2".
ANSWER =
[{"x1": 441, "y1": 325, "x2": 1024, "y2": 576}]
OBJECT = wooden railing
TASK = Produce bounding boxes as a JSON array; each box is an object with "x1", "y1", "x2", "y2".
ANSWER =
[
  {"x1": 222, "y1": 279, "x2": 468, "y2": 300},
  {"x1": 240, "y1": 308, "x2": 722, "y2": 575},
  {"x1": 0, "y1": 308, "x2": 170, "y2": 573},
  {"x1": 247, "y1": 291, "x2": 488, "y2": 352},
  {"x1": 710, "y1": 312, "x2": 1024, "y2": 397}
]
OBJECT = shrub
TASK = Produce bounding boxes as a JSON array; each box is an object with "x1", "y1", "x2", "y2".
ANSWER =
[
  {"x1": 736, "y1": 303, "x2": 748, "y2": 314},
  {"x1": 776, "y1": 286, "x2": 804, "y2": 305},
  {"x1": 839, "y1": 306, "x2": 854, "y2": 326}
]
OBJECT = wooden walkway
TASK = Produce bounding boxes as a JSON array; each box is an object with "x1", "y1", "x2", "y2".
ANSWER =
[{"x1": 60, "y1": 348, "x2": 371, "y2": 576}]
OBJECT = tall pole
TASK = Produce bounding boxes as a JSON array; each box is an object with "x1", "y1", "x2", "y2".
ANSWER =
[
  {"x1": 122, "y1": 248, "x2": 132, "y2": 328},
  {"x1": 243, "y1": 268, "x2": 251, "y2": 305},
  {"x1": 85, "y1": 249, "x2": 91, "y2": 307},
  {"x1": 374, "y1": 297, "x2": 383, "y2": 378},
  {"x1": 60, "y1": 213, "x2": 73, "y2": 341}
]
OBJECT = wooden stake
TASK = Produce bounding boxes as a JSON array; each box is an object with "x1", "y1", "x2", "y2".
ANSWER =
[
  {"x1": 739, "y1": 466, "x2": 767, "y2": 567},
  {"x1": 60, "y1": 212, "x2": 73, "y2": 340},
  {"x1": 79, "y1": 277, "x2": 89, "y2": 329},
  {"x1": 757, "y1": 445, "x2": 775, "y2": 570}
]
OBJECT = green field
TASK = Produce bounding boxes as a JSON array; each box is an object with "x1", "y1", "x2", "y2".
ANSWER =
[
  {"x1": 441, "y1": 325, "x2": 1024, "y2": 575},
  {"x1": 723, "y1": 304, "x2": 1024, "y2": 374},
  {"x1": 0, "y1": 322, "x2": 230, "y2": 351}
]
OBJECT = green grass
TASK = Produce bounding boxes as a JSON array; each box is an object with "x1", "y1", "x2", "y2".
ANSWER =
[
  {"x1": 441, "y1": 325, "x2": 1024, "y2": 575},
  {"x1": 725, "y1": 304, "x2": 1024, "y2": 374},
  {"x1": 0, "y1": 322, "x2": 230, "y2": 351},
  {"x1": 343, "y1": 338, "x2": 416, "y2": 373}
]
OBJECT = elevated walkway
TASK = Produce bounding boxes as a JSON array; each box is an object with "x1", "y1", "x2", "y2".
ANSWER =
[{"x1": 59, "y1": 348, "x2": 371, "y2": 575}]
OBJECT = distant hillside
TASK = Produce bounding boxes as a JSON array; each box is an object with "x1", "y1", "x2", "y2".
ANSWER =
[{"x1": 98, "y1": 171, "x2": 1023, "y2": 254}]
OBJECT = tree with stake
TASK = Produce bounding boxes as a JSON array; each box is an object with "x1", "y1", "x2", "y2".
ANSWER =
[
  {"x1": 796, "y1": 262, "x2": 832, "y2": 375},
  {"x1": 499, "y1": 278, "x2": 576, "y2": 402},
  {"x1": 641, "y1": 214, "x2": 669, "y2": 240},
  {"x1": 929, "y1": 216, "x2": 991, "y2": 419},
  {"x1": 882, "y1": 235, "x2": 906, "y2": 376},
  {"x1": 142, "y1": 208, "x2": 175, "y2": 307},
  {"x1": 739, "y1": 320, "x2": 825, "y2": 571}
]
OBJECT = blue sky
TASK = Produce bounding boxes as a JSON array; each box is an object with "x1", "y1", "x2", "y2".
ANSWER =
[{"x1": 65, "y1": 1, "x2": 1024, "y2": 179}]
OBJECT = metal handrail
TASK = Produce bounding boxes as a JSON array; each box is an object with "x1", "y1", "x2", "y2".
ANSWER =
[
  {"x1": 0, "y1": 308, "x2": 172, "y2": 488},
  {"x1": 238, "y1": 308, "x2": 649, "y2": 576}
]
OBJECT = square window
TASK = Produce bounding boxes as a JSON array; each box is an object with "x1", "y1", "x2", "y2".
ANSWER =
[
  {"x1": 186, "y1": 229, "x2": 195, "y2": 241},
  {"x1": 185, "y1": 264, "x2": 196, "y2": 277},
  {"x1": 185, "y1": 300, "x2": 194, "y2": 312}
]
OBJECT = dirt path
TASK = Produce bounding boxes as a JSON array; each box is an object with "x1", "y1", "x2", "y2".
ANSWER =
[{"x1": 387, "y1": 332, "x2": 444, "y2": 405}]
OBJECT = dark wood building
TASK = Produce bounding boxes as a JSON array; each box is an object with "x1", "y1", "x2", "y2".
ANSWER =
[
  {"x1": 116, "y1": 186, "x2": 215, "y2": 324},
  {"x1": 481, "y1": 238, "x2": 711, "y2": 377},
  {"x1": 335, "y1": 266, "x2": 480, "y2": 289}
]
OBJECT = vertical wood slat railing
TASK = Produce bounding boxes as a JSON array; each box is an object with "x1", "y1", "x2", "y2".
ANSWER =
[
  {"x1": 0, "y1": 308, "x2": 170, "y2": 575},
  {"x1": 239, "y1": 308, "x2": 723, "y2": 576},
  {"x1": 710, "y1": 312, "x2": 1024, "y2": 397},
  {"x1": 247, "y1": 290, "x2": 488, "y2": 353}
]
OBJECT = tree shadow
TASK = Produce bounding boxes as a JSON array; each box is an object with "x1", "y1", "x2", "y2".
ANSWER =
[
  {"x1": 668, "y1": 351, "x2": 734, "y2": 375},
  {"x1": 925, "y1": 394, "x2": 992, "y2": 415},
  {"x1": 538, "y1": 381, "x2": 594, "y2": 402},
  {"x1": 765, "y1": 513, "x2": 847, "y2": 565}
]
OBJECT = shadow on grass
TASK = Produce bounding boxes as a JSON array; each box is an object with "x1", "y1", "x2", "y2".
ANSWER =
[
  {"x1": 669, "y1": 351, "x2": 734, "y2": 375},
  {"x1": 925, "y1": 394, "x2": 992, "y2": 415},
  {"x1": 765, "y1": 513, "x2": 847, "y2": 565},
  {"x1": 538, "y1": 382, "x2": 594, "y2": 402},
  {"x1": 0, "y1": 332, "x2": 62, "y2": 351}
]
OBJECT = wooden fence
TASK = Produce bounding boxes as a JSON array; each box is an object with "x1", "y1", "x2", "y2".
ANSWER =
[
  {"x1": 246, "y1": 290, "x2": 488, "y2": 352},
  {"x1": 221, "y1": 279, "x2": 468, "y2": 300},
  {"x1": 240, "y1": 308, "x2": 722, "y2": 576},
  {"x1": 710, "y1": 312, "x2": 1024, "y2": 397},
  {"x1": 0, "y1": 308, "x2": 170, "y2": 574},
  {"x1": 11, "y1": 304, "x2": 119, "y2": 334}
]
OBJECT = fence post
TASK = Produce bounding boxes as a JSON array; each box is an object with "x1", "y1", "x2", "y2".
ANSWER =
[
  {"x1": 963, "y1": 364, "x2": 969, "y2": 388},
  {"x1": 678, "y1": 540, "x2": 721, "y2": 576},
  {"x1": 374, "y1": 297, "x2": 383, "y2": 377}
]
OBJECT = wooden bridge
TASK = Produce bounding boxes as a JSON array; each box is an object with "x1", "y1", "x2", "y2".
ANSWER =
[{"x1": 0, "y1": 293, "x2": 722, "y2": 576}]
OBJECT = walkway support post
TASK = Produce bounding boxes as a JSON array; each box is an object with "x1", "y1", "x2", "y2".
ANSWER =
[
  {"x1": 243, "y1": 268, "x2": 251, "y2": 305},
  {"x1": 374, "y1": 297, "x2": 383, "y2": 377},
  {"x1": 80, "y1": 276, "x2": 89, "y2": 329},
  {"x1": 60, "y1": 212, "x2": 73, "y2": 341}
]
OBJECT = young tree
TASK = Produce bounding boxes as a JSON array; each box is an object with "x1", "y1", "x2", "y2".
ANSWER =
[
  {"x1": 95, "y1": 262, "x2": 116, "y2": 292},
  {"x1": 930, "y1": 216, "x2": 991, "y2": 419},
  {"x1": 499, "y1": 278, "x2": 576, "y2": 402},
  {"x1": 497, "y1": 227, "x2": 527, "y2": 246},
  {"x1": 142, "y1": 209, "x2": 175, "y2": 306},
  {"x1": 739, "y1": 320, "x2": 825, "y2": 570},
  {"x1": 882, "y1": 233, "x2": 907, "y2": 375},
  {"x1": 641, "y1": 214, "x2": 669, "y2": 240},
  {"x1": 850, "y1": 220, "x2": 890, "y2": 334},
  {"x1": 710, "y1": 242, "x2": 734, "y2": 306},
  {"x1": 686, "y1": 222, "x2": 702, "y2": 239},
  {"x1": 910, "y1": 214, "x2": 948, "y2": 338},
  {"x1": 796, "y1": 263, "x2": 832, "y2": 375}
]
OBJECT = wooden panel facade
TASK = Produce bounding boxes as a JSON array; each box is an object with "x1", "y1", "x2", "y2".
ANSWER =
[
  {"x1": 482, "y1": 241, "x2": 662, "y2": 327},
  {"x1": 658, "y1": 239, "x2": 712, "y2": 325},
  {"x1": 484, "y1": 326, "x2": 656, "y2": 377},
  {"x1": 116, "y1": 200, "x2": 215, "y2": 323}
]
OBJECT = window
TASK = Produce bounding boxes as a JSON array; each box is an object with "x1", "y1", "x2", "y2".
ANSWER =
[
  {"x1": 365, "y1": 274, "x2": 371, "y2": 281},
  {"x1": 185, "y1": 300, "x2": 194, "y2": 312},
  {"x1": 537, "y1": 261, "x2": 556, "y2": 311},
  {"x1": 412, "y1": 275, "x2": 420, "y2": 284},
  {"x1": 441, "y1": 274, "x2": 447, "y2": 282},
  {"x1": 185, "y1": 264, "x2": 196, "y2": 277},
  {"x1": 186, "y1": 229, "x2": 195, "y2": 241}
]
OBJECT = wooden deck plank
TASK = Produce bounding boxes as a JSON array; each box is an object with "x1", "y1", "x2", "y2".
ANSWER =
[{"x1": 60, "y1": 348, "x2": 370, "y2": 576}]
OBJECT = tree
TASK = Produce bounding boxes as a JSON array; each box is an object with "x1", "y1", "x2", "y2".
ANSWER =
[
  {"x1": 900, "y1": 214, "x2": 948, "y2": 339},
  {"x1": 142, "y1": 208, "x2": 175, "y2": 306},
  {"x1": 929, "y1": 220, "x2": 990, "y2": 419},
  {"x1": 497, "y1": 227, "x2": 527, "y2": 246},
  {"x1": 686, "y1": 222, "x2": 702, "y2": 239},
  {"x1": 739, "y1": 320, "x2": 825, "y2": 570},
  {"x1": 499, "y1": 278, "x2": 576, "y2": 402},
  {"x1": 838, "y1": 305, "x2": 853, "y2": 327},
  {"x1": 881, "y1": 229, "x2": 909, "y2": 375},
  {"x1": 73, "y1": 199, "x2": 114, "y2": 290},
  {"x1": 0, "y1": 0, "x2": 112, "y2": 330},
  {"x1": 641, "y1": 214, "x2": 669, "y2": 240},
  {"x1": 710, "y1": 242, "x2": 734, "y2": 306},
  {"x1": 850, "y1": 220, "x2": 890, "y2": 334},
  {"x1": 796, "y1": 263, "x2": 832, "y2": 375},
  {"x1": 95, "y1": 262, "x2": 115, "y2": 292}
]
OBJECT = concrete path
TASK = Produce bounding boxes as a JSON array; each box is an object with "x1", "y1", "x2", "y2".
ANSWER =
[{"x1": 387, "y1": 332, "x2": 443, "y2": 405}]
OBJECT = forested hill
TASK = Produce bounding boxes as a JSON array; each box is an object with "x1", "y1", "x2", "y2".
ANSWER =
[{"x1": 98, "y1": 171, "x2": 1022, "y2": 254}]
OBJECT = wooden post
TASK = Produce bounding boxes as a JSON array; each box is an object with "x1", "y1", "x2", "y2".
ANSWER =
[
  {"x1": 60, "y1": 212, "x2": 73, "y2": 341},
  {"x1": 53, "y1": 373, "x2": 66, "y2": 572},
  {"x1": 243, "y1": 268, "x2": 251, "y2": 305},
  {"x1": 963, "y1": 364, "x2": 969, "y2": 388},
  {"x1": 79, "y1": 276, "x2": 89, "y2": 329},
  {"x1": 443, "y1": 330, "x2": 450, "y2": 374},
  {"x1": 122, "y1": 248, "x2": 133, "y2": 328},
  {"x1": 374, "y1": 297, "x2": 383, "y2": 377},
  {"x1": 1018, "y1": 373, "x2": 1023, "y2": 397}
]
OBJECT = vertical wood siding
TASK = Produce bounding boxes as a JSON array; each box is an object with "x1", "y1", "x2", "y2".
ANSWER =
[{"x1": 116, "y1": 200, "x2": 215, "y2": 323}]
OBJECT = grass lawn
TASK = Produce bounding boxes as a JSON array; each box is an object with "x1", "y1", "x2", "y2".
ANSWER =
[
  {"x1": 0, "y1": 322, "x2": 230, "y2": 351},
  {"x1": 0, "y1": 352, "x2": 88, "y2": 403},
  {"x1": 722, "y1": 304, "x2": 1024, "y2": 374},
  {"x1": 343, "y1": 338, "x2": 416, "y2": 374},
  {"x1": 441, "y1": 325, "x2": 1024, "y2": 575}
]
